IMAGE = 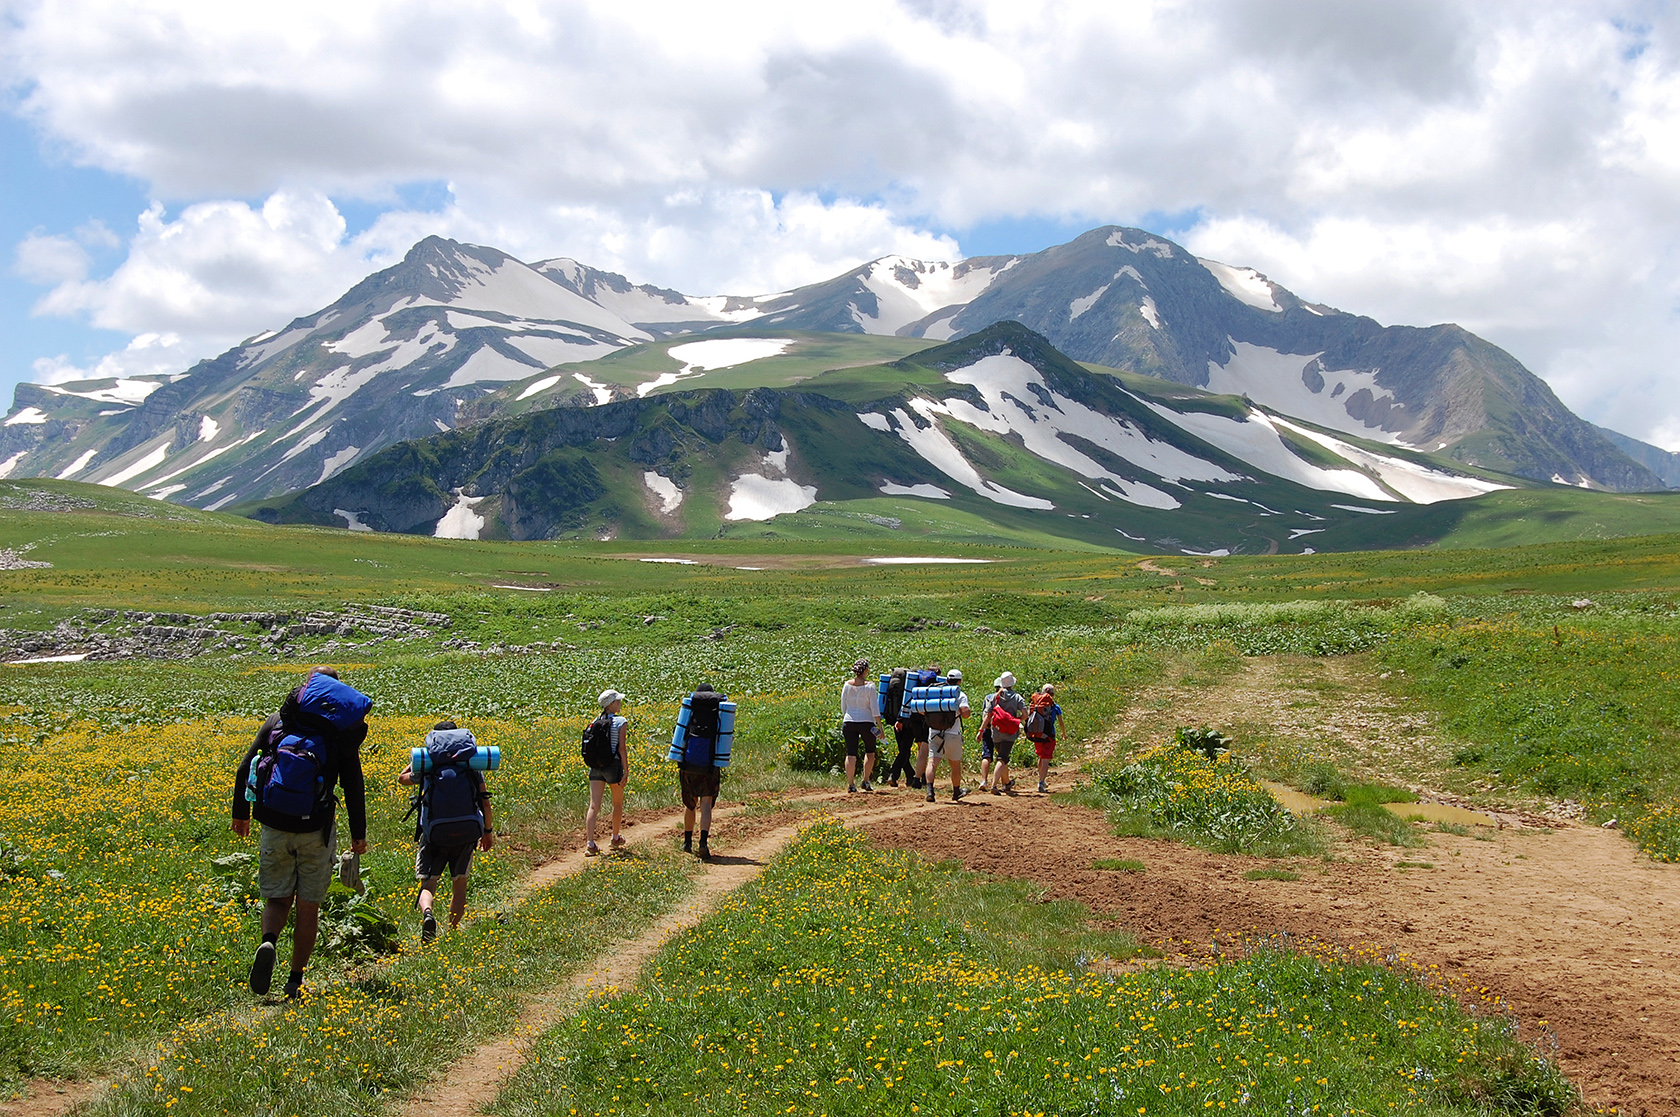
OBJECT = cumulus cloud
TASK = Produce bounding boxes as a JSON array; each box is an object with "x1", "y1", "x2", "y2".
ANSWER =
[{"x1": 6, "y1": 1, "x2": 1680, "y2": 444}]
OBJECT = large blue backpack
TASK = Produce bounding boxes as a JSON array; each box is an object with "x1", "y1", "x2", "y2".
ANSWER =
[
  {"x1": 416, "y1": 729, "x2": 485, "y2": 846},
  {"x1": 251, "y1": 676, "x2": 372, "y2": 824}
]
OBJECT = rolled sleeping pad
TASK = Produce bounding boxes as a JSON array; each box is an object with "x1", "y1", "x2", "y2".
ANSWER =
[
  {"x1": 902, "y1": 684, "x2": 960, "y2": 714},
  {"x1": 877, "y1": 674, "x2": 891, "y2": 716},
  {"x1": 410, "y1": 745, "x2": 501, "y2": 774},
  {"x1": 667, "y1": 698, "x2": 736, "y2": 765}
]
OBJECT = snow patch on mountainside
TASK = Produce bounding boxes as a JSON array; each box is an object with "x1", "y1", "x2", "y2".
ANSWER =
[
  {"x1": 0, "y1": 451, "x2": 26, "y2": 479},
  {"x1": 316, "y1": 445, "x2": 361, "y2": 486},
  {"x1": 55, "y1": 449, "x2": 96, "y2": 479},
  {"x1": 1141, "y1": 402, "x2": 1393, "y2": 501},
  {"x1": 517, "y1": 375, "x2": 562, "y2": 401},
  {"x1": 41, "y1": 379, "x2": 162, "y2": 406},
  {"x1": 5, "y1": 408, "x2": 46, "y2": 426},
  {"x1": 1199, "y1": 260, "x2": 1282, "y2": 312},
  {"x1": 572, "y1": 372, "x2": 613, "y2": 405},
  {"x1": 1269, "y1": 417, "x2": 1509, "y2": 503},
  {"x1": 725, "y1": 474, "x2": 817, "y2": 520},
  {"x1": 640, "y1": 337, "x2": 795, "y2": 396},
  {"x1": 434, "y1": 492, "x2": 486, "y2": 539},
  {"x1": 1069, "y1": 284, "x2": 1109, "y2": 320},
  {"x1": 100, "y1": 443, "x2": 169, "y2": 487},
  {"x1": 430, "y1": 255, "x2": 648, "y2": 339},
  {"x1": 877, "y1": 406, "x2": 1054, "y2": 510},
  {"x1": 440, "y1": 346, "x2": 544, "y2": 391},
  {"x1": 936, "y1": 353, "x2": 1236, "y2": 500},
  {"x1": 1109, "y1": 231, "x2": 1174, "y2": 257},
  {"x1": 1205, "y1": 342, "x2": 1405, "y2": 444},
  {"x1": 851, "y1": 257, "x2": 1004, "y2": 335},
  {"x1": 1139, "y1": 297, "x2": 1161, "y2": 329},
  {"x1": 643, "y1": 472, "x2": 683, "y2": 513},
  {"x1": 880, "y1": 481, "x2": 951, "y2": 499}
]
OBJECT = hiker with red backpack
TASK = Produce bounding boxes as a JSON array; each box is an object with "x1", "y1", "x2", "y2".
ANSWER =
[
  {"x1": 1024, "y1": 684, "x2": 1066, "y2": 793},
  {"x1": 582, "y1": 689, "x2": 630, "y2": 856},
  {"x1": 231, "y1": 666, "x2": 371, "y2": 1001},
  {"x1": 979, "y1": 672, "x2": 1027, "y2": 795},
  {"x1": 398, "y1": 720, "x2": 495, "y2": 941}
]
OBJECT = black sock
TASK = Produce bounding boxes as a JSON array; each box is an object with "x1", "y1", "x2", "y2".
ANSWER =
[
  {"x1": 699, "y1": 830, "x2": 709, "y2": 842},
  {"x1": 261, "y1": 932, "x2": 278, "y2": 946},
  {"x1": 287, "y1": 969, "x2": 303, "y2": 985}
]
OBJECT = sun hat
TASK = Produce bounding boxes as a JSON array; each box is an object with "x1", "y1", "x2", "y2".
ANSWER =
[
  {"x1": 999, "y1": 671, "x2": 1016, "y2": 689},
  {"x1": 992, "y1": 676, "x2": 1003, "y2": 688},
  {"x1": 598, "y1": 689, "x2": 624, "y2": 709}
]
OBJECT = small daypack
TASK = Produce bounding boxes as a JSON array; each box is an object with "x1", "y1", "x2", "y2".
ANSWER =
[
  {"x1": 882, "y1": 668, "x2": 907, "y2": 721},
  {"x1": 1023, "y1": 694, "x2": 1055, "y2": 741},
  {"x1": 253, "y1": 728, "x2": 331, "y2": 821},
  {"x1": 990, "y1": 702, "x2": 1022, "y2": 737},
  {"x1": 581, "y1": 713, "x2": 617, "y2": 769},
  {"x1": 924, "y1": 707, "x2": 958, "y2": 731},
  {"x1": 682, "y1": 691, "x2": 722, "y2": 766},
  {"x1": 416, "y1": 729, "x2": 484, "y2": 846}
]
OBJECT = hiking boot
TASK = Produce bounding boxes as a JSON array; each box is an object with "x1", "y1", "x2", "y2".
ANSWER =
[
  {"x1": 282, "y1": 973, "x2": 305, "y2": 1001},
  {"x1": 888, "y1": 778, "x2": 899, "y2": 788},
  {"x1": 610, "y1": 834, "x2": 627, "y2": 849},
  {"x1": 585, "y1": 841, "x2": 601, "y2": 857},
  {"x1": 249, "y1": 941, "x2": 276, "y2": 995},
  {"x1": 421, "y1": 912, "x2": 438, "y2": 943},
  {"x1": 860, "y1": 779, "x2": 874, "y2": 792},
  {"x1": 697, "y1": 839, "x2": 712, "y2": 862},
  {"x1": 682, "y1": 834, "x2": 693, "y2": 853},
  {"x1": 1037, "y1": 781, "x2": 1049, "y2": 793},
  {"x1": 992, "y1": 785, "x2": 1003, "y2": 795},
  {"x1": 847, "y1": 784, "x2": 857, "y2": 793},
  {"x1": 925, "y1": 786, "x2": 936, "y2": 803},
  {"x1": 951, "y1": 787, "x2": 967, "y2": 802}
]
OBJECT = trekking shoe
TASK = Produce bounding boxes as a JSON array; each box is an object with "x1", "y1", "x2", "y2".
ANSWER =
[
  {"x1": 585, "y1": 841, "x2": 601, "y2": 857},
  {"x1": 951, "y1": 787, "x2": 967, "y2": 802},
  {"x1": 249, "y1": 941, "x2": 276, "y2": 995},
  {"x1": 1037, "y1": 781, "x2": 1049, "y2": 793},
  {"x1": 888, "y1": 778, "x2": 899, "y2": 787},
  {"x1": 610, "y1": 834, "x2": 627, "y2": 849},
  {"x1": 697, "y1": 839, "x2": 712, "y2": 862},
  {"x1": 925, "y1": 786, "x2": 936, "y2": 803},
  {"x1": 992, "y1": 785, "x2": 1003, "y2": 795},
  {"x1": 860, "y1": 779, "x2": 874, "y2": 792},
  {"x1": 282, "y1": 973, "x2": 305, "y2": 1001},
  {"x1": 421, "y1": 911, "x2": 438, "y2": 943},
  {"x1": 848, "y1": 784, "x2": 857, "y2": 793}
]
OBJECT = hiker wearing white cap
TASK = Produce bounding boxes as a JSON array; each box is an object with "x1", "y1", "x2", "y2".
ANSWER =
[
  {"x1": 980, "y1": 672, "x2": 1027, "y2": 795},
  {"x1": 977, "y1": 677, "x2": 1003, "y2": 791},
  {"x1": 923, "y1": 669, "x2": 972, "y2": 802},
  {"x1": 583, "y1": 689, "x2": 629, "y2": 856},
  {"x1": 840, "y1": 659, "x2": 881, "y2": 793}
]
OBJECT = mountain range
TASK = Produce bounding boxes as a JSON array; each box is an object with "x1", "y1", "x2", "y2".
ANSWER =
[{"x1": 0, "y1": 225, "x2": 1670, "y2": 554}]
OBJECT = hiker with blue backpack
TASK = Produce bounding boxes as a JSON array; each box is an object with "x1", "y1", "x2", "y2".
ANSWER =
[
  {"x1": 582, "y1": 690, "x2": 630, "y2": 856},
  {"x1": 398, "y1": 720, "x2": 495, "y2": 941},
  {"x1": 230, "y1": 667, "x2": 372, "y2": 1000},
  {"x1": 667, "y1": 682, "x2": 735, "y2": 861}
]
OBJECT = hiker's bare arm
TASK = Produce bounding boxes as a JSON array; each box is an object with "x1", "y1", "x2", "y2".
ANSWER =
[
  {"x1": 351, "y1": 838, "x2": 369, "y2": 855},
  {"x1": 231, "y1": 818, "x2": 250, "y2": 837},
  {"x1": 396, "y1": 765, "x2": 416, "y2": 786}
]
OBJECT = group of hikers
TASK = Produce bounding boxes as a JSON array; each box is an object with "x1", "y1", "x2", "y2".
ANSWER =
[
  {"x1": 228, "y1": 660, "x2": 1062, "y2": 1000},
  {"x1": 839, "y1": 660, "x2": 1065, "y2": 801}
]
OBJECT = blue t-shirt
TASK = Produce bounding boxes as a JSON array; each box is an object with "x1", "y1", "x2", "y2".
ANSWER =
[
  {"x1": 608, "y1": 715, "x2": 629, "y2": 760},
  {"x1": 1042, "y1": 702, "x2": 1063, "y2": 738}
]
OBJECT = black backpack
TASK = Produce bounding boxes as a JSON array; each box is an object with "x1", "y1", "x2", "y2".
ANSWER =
[
  {"x1": 581, "y1": 712, "x2": 617, "y2": 769},
  {"x1": 883, "y1": 668, "x2": 907, "y2": 721}
]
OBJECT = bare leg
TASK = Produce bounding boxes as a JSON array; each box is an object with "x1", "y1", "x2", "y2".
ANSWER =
[
  {"x1": 980, "y1": 756, "x2": 991, "y2": 788},
  {"x1": 417, "y1": 877, "x2": 440, "y2": 917},
  {"x1": 862, "y1": 751, "x2": 876, "y2": 783},
  {"x1": 261, "y1": 896, "x2": 293, "y2": 937},
  {"x1": 609, "y1": 780, "x2": 625, "y2": 840},
  {"x1": 845, "y1": 754, "x2": 858, "y2": 786},
  {"x1": 585, "y1": 780, "x2": 605, "y2": 844},
  {"x1": 697, "y1": 796, "x2": 714, "y2": 833},
  {"x1": 289, "y1": 900, "x2": 320, "y2": 972},
  {"x1": 683, "y1": 806, "x2": 696, "y2": 832},
  {"x1": 995, "y1": 758, "x2": 1010, "y2": 790},
  {"x1": 449, "y1": 876, "x2": 468, "y2": 928},
  {"x1": 1038, "y1": 754, "x2": 1051, "y2": 787}
]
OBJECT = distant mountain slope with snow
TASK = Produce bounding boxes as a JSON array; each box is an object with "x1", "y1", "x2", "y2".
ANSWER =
[{"x1": 0, "y1": 226, "x2": 1661, "y2": 509}]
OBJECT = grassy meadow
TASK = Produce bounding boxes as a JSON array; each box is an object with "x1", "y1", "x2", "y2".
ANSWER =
[{"x1": 2, "y1": 479, "x2": 1677, "y2": 1111}]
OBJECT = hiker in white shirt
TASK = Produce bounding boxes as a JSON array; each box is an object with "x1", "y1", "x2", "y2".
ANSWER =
[
  {"x1": 840, "y1": 659, "x2": 881, "y2": 793},
  {"x1": 924, "y1": 669, "x2": 972, "y2": 803}
]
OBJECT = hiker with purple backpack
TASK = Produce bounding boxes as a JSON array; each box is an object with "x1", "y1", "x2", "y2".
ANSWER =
[
  {"x1": 231, "y1": 666, "x2": 371, "y2": 1001},
  {"x1": 398, "y1": 720, "x2": 495, "y2": 941}
]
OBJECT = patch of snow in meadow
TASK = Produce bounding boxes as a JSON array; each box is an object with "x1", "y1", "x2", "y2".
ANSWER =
[
  {"x1": 8, "y1": 653, "x2": 89, "y2": 664},
  {"x1": 492, "y1": 584, "x2": 552, "y2": 591},
  {"x1": 725, "y1": 474, "x2": 818, "y2": 521},
  {"x1": 517, "y1": 375, "x2": 562, "y2": 400},
  {"x1": 434, "y1": 492, "x2": 486, "y2": 539},
  {"x1": 641, "y1": 337, "x2": 796, "y2": 397},
  {"x1": 1198, "y1": 259, "x2": 1281, "y2": 312},
  {"x1": 863, "y1": 556, "x2": 993, "y2": 565},
  {"x1": 640, "y1": 557, "x2": 698, "y2": 564},
  {"x1": 643, "y1": 472, "x2": 683, "y2": 513},
  {"x1": 573, "y1": 372, "x2": 613, "y2": 405},
  {"x1": 879, "y1": 482, "x2": 951, "y2": 499},
  {"x1": 5, "y1": 407, "x2": 47, "y2": 426}
]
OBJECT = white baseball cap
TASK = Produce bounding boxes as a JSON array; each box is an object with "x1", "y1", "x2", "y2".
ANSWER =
[
  {"x1": 999, "y1": 671, "x2": 1017, "y2": 688},
  {"x1": 598, "y1": 689, "x2": 624, "y2": 709},
  {"x1": 946, "y1": 669, "x2": 962, "y2": 681}
]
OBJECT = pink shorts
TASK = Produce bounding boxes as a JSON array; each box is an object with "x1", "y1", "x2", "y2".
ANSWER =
[{"x1": 1033, "y1": 737, "x2": 1056, "y2": 760}]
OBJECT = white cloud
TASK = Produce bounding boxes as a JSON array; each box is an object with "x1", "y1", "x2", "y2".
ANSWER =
[
  {"x1": 6, "y1": 1, "x2": 1680, "y2": 443},
  {"x1": 31, "y1": 331, "x2": 187, "y2": 384}
]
